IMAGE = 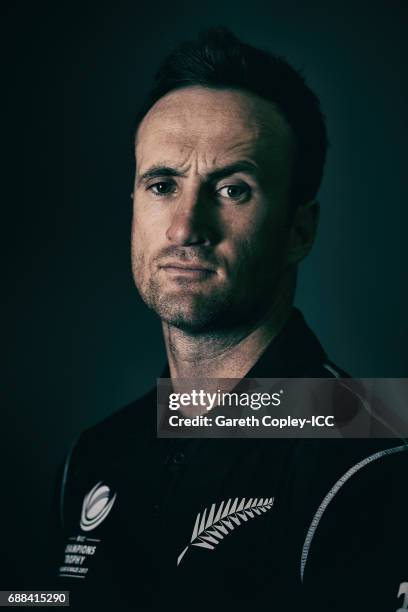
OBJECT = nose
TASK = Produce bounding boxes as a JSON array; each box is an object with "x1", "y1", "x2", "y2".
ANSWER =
[{"x1": 166, "y1": 186, "x2": 217, "y2": 246}]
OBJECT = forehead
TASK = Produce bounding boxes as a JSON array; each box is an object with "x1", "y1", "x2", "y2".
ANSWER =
[{"x1": 135, "y1": 87, "x2": 294, "y2": 171}]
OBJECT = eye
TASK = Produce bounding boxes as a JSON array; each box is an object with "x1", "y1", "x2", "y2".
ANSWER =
[
  {"x1": 148, "y1": 181, "x2": 177, "y2": 196},
  {"x1": 217, "y1": 184, "x2": 251, "y2": 202}
]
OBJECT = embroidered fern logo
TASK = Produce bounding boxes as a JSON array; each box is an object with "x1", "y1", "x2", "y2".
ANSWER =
[
  {"x1": 396, "y1": 582, "x2": 408, "y2": 611},
  {"x1": 177, "y1": 497, "x2": 274, "y2": 566}
]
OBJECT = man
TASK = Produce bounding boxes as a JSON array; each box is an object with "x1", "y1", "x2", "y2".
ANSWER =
[{"x1": 53, "y1": 28, "x2": 407, "y2": 611}]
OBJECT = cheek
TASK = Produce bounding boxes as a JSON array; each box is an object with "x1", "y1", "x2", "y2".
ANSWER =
[
  {"x1": 131, "y1": 213, "x2": 149, "y2": 276},
  {"x1": 132, "y1": 198, "x2": 169, "y2": 246},
  {"x1": 132, "y1": 205, "x2": 154, "y2": 253},
  {"x1": 222, "y1": 210, "x2": 289, "y2": 274}
]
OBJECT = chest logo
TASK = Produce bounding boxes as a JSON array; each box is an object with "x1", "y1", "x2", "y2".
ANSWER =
[
  {"x1": 80, "y1": 482, "x2": 117, "y2": 532},
  {"x1": 177, "y1": 496, "x2": 274, "y2": 566}
]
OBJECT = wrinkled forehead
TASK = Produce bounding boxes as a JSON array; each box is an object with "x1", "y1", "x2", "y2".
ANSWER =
[{"x1": 135, "y1": 87, "x2": 295, "y2": 172}]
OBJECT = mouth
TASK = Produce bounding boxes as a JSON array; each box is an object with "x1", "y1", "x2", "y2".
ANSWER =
[{"x1": 160, "y1": 262, "x2": 216, "y2": 278}]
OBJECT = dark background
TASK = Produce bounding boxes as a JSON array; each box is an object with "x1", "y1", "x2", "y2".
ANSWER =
[{"x1": 3, "y1": 0, "x2": 407, "y2": 587}]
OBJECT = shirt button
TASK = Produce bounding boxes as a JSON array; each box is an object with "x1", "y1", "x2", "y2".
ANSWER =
[{"x1": 172, "y1": 451, "x2": 185, "y2": 465}]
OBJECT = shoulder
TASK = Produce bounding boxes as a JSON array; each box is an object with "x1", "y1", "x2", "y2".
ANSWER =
[
  {"x1": 74, "y1": 387, "x2": 155, "y2": 455},
  {"x1": 58, "y1": 387, "x2": 156, "y2": 527},
  {"x1": 73, "y1": 388, "x2": 155, "y2": 464}
]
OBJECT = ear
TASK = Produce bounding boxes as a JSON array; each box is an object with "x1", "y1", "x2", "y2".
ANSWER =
[{"x1": 285, "y1": 200, "x2": 320, "y2": 265}]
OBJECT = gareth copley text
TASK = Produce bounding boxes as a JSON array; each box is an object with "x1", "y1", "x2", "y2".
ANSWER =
[{"x1": 168, "y1": 414, "x2": 335, "y2": 429}]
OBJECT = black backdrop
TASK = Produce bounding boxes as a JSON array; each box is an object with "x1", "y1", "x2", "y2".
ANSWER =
[{"x1": 3, "y1": 0, "x2": 407, "y2": 587}]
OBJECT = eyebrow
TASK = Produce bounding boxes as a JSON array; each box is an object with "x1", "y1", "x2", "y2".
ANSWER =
[{"x1": 137, "y1": 160, "x2": 259, "y2": 184}]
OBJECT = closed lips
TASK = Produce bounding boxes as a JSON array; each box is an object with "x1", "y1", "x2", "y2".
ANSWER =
[{"x1": 161, "y1": 263, "x2": 215, "y2": 273}]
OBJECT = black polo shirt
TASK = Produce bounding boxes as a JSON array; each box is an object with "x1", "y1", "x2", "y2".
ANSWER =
[{"x1": 52, "y1": 309, "x2": 408, "y2": 611}]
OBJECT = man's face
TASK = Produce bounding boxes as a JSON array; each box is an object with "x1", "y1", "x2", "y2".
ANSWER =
[{"x1": 131, "y1": 86, "x2": 296, "y2": 332}]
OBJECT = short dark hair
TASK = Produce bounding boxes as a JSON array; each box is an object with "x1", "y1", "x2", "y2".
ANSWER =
[{"x1": 135, "y1": 27, "x2": 328, "y2": 210}]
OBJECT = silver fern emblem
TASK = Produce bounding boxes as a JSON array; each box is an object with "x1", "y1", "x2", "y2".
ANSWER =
[{"x1": 177, "y1": 497, "x2": 274, "y2": 566}]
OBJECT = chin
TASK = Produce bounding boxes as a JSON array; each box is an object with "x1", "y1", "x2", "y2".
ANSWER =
[
  {"x1": 149, "y1": 291, "x2": 232, "y2": 333},
  {"x1": 156, "y1": 302, "x2": 219, "y2": 333},
  {"x1": 140, "y1": 280, "x2": 262, "y2": 333}
]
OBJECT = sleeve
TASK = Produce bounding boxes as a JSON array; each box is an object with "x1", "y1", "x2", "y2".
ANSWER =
[
  {"x1": 43, "y1": 436, "x2": 81, "y2": 587},
  {"x1": 301, "y1": 446, "x2": 408, "y2": 612}
]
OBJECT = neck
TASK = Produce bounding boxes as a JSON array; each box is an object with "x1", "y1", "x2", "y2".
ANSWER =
[{"x1": 162, "y1": 286, "x2": 294, "y2": 382}]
